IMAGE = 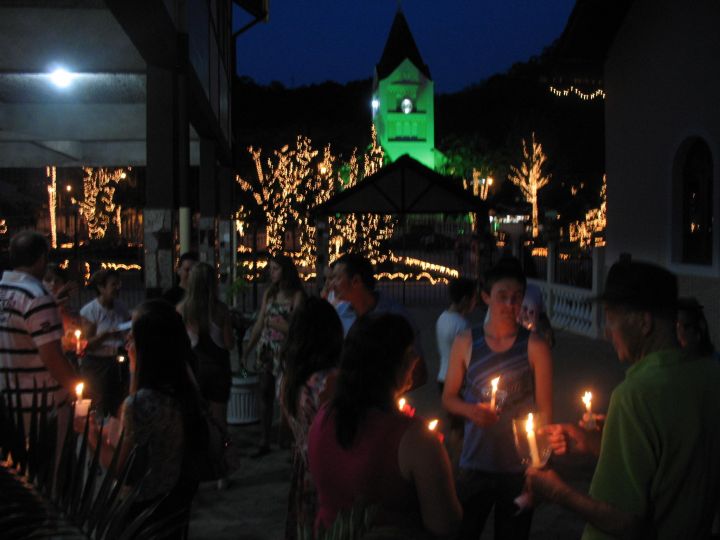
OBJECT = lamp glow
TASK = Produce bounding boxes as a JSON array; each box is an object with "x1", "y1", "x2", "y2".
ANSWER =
[{"x1": 49, "y1": 68, "x2": 74, "y2": 88}]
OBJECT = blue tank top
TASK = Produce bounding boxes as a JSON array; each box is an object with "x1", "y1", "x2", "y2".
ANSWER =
[{"x1": 459, "y1": 325, "x2": 534, "y2": 473}]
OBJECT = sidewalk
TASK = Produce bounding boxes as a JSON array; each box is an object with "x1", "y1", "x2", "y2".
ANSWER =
[{"x1": 189, "y1": 313, "x2": 626, "y2": 539}]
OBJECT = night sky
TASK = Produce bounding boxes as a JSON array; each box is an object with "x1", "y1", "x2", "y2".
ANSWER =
[{"x1": 233, "y1": 1, "x2": 576, "y2": 94}]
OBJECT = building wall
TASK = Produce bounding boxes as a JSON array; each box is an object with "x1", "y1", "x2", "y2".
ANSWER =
[
  {"x1": 374, "y1": 58, "x2": 436, "y2": 169},
  {"x1": 605, "y1": 0, "x2": 720, "y2": 340}
]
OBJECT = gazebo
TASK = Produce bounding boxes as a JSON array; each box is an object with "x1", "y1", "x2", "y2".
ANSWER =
[{"x1": 313, "y1": 154, "x2": 488, "y2": 284}]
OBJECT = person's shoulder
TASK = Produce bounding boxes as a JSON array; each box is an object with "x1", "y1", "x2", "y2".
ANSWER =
[{"x1": 79, "y1": 298, "x2": 98, "y2": 316}]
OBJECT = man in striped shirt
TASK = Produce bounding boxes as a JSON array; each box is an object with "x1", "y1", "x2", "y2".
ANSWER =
[{"x1": 0, "y1": 231, "x2": 78, "y2": 413}]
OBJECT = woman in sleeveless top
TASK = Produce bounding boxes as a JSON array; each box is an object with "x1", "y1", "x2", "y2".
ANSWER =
[
  {"x1": 280, "y1": 297, "x2": 343, "y2": 539},
  {"x1": 178, "y1": 263, "x2": 234, "y2": 432},
  {"x1": 442, "y1": 258, "x2": 553, "y2": 540},
  {"x1": 308, "y1": 313, "x2": 462, "y2": 539},
  {"x1": 244, "y1": 254, "x2": 305, "y2": 456}
]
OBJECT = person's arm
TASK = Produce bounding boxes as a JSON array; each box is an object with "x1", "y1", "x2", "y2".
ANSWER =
[
  {"x1": 528, "y1": 332, "x2": 553, "y2": 423},
  {"x1": 399, "y1": 422, "x2": 462, "y2": 537},
  {"x1": 526, "y1": 467, "x2": 642, "y2": 538},
  {"x1": 543, "y1": 422, "x2": 603, "y2": 458},
  {"x1": 442, "y1": 330, "x2": 498, "y2": 426},
  {"x1": 38, "y1": 340, "x2": 79, "y2": 394},
  {"x1": 81, "y1": 317, "x2": 117, "y2": 349}
]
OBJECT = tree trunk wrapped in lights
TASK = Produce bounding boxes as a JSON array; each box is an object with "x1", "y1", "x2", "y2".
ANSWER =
[
  {"x1": 508, "y1": 132, "x2": 551, "y2": 238},
  {"x1": 75, "y1": 167, "x2": 130, "y2": 240}
]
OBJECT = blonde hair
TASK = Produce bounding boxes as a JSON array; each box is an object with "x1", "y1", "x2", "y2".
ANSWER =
[{"x1": 181, "y1": 262, "x2": 218, "y2": 334}]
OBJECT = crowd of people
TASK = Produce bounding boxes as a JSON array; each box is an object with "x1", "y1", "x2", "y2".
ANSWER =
[{"x1": 3, "y1": 228, "x2": 720, "y2": 539}]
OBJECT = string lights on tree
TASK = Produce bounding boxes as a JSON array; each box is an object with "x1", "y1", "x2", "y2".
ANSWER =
[
  {"x1": 569, "y1": 174, "x2": 607, "y2": 248},
  {"x1": 75, "y1": 167, "x2": 129, "y2": 240},
  {"x1": 508, "y1": 132, "x2": 551, "y2": 238},
  {"x1": 46, "y1": 166, "x2": 58, "y2": 249},
  {"x1": 549, "y1": 85, "x2": 606, "y2": 101}
]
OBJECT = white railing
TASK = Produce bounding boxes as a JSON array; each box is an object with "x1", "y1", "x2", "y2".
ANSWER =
[{"x1": 528, "y1": 245, "x2": 606, "y2": 339}]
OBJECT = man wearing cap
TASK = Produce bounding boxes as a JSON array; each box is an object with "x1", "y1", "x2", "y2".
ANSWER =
[{"x1": 526, "y1": 260, "x2": 720, "y2": 539}]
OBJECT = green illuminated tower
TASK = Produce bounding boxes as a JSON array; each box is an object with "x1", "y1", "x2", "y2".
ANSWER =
[{"x1": 372, "y1": 9, "x2": 438, "y2": 169}]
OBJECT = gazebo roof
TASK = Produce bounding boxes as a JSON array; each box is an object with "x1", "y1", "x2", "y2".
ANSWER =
[{"x1": 314, "y1": 154, "x2": 485, "y2": 216}]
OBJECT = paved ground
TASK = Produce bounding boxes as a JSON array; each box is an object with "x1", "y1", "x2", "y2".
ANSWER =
[{"x1": 189, "y1": 306, "x2": 626, "y2": 540}]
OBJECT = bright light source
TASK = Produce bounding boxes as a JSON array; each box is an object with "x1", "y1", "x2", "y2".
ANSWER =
[
  {"x1": 49, "y1": 68, "x2": 74, "y2": 88},
  {"x1": 371, "y1": 98, "x2": 379, "y2": 114},
  {"x1": 401, "y1": 98, "x2": 413, "y2": 114},
  {"x1": 65, "y1": 185, "x2": 72, "y2": 192}
]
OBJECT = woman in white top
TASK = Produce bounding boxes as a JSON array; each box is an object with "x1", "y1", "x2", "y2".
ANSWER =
[
  {"x1": 178, "y1": 262, "x2": 234, "y2": 432},
  {"x1": 80, "y1": 269, "x2": 130, "y2": 417}
]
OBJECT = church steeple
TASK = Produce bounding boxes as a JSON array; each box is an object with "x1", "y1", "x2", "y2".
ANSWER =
[{"x1": 376, "y1": 10, "x2": 431, "y2": 81}]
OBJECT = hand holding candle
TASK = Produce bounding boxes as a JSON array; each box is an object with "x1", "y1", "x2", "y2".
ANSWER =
[{"x1": 397, "y1": 397, "x2": 416, "y2": 417}]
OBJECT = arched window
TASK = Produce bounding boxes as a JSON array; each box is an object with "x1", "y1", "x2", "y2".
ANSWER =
[{"x1": 676, "y1": 139, "x2": 713, "y2": 265}]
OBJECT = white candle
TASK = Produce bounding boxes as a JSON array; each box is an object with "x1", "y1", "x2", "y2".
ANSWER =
[
  {"x1": 74, "y1": 329, "x2": 82, "y2": 355},
  {"x1": 582, "y1": 391, "x2": 597, "y2": 430},
  {"x1": 525, "y1": 413, "x2": 541, "y2": 467},
  {"x1": 74, "y1": 382, "x2": 91, "y2": 419},
  {"x1": 490, "y1": 376, "x2": 500, "y2": 411}
]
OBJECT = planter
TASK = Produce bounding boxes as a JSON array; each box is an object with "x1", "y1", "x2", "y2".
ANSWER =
[{"x1": 227, "y1": 375, "x2": 260, "y2": 425}]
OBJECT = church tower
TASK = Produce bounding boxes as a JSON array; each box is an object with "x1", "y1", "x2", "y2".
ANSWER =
[{"x1": 373, "y1": 9, "x2": 437, "y2": 169}]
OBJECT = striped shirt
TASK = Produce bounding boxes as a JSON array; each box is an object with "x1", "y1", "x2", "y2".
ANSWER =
[{"x1": 0, "y1": 270, "x2": 66, "y2": 409}]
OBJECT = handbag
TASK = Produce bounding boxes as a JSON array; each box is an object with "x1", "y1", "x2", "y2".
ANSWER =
[{"x1": 184, "y1": 362, "x2": 230, "y2": 482}]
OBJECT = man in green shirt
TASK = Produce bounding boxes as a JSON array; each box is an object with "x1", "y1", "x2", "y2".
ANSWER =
[{"x1": 527, "y1": 260, "x2": 720, "y2": 539}]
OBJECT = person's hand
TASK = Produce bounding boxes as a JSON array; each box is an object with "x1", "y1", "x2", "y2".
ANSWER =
[
  {"x1": 579, "y1": 413, "x2": 606, "y2": 431},
  {"x1": 466, "y1": 402, "x2": 499, "y2": 427},
  {"x1": 525, "y1": 466, "x2": 569, "y2": 505},
  {"x1": 540, "y1": 423, "x2": 592, "y2": 456}
]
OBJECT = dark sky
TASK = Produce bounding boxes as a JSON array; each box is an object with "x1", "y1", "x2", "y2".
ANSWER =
[{"x1": 233, "y1": 1, "x2": 576, "y2": 94}]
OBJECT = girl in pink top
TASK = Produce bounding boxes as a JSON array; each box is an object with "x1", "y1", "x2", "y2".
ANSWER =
[{"x1": 308, "y1": 313, "x2": 462, "y2": 538}]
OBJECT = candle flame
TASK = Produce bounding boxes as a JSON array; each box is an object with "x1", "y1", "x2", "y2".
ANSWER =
[
  {"x1": 398, "y1": 398, "x2": 406, "y2": 411},
  {"x1": 582, "y1": 391, "x2": 592, "y2": 411},
  {"x1": 525, "y1": 412, "x2": 535, "y2": 434},
  {"x1": 427, "y1": 419, "x2": 439, "y2": 431},
  {"x1": 118, "y1": 355, "x2": 125, "y2": 363},
  {"x1": 74, "y1": 329, "x2": 82, "y2": 339},
  {"x1": 491, "y1": 376, "x2": 500, "y2": 391},
  {"x1": 75, "y1": 382, "x2": 84, "y2": 400}
]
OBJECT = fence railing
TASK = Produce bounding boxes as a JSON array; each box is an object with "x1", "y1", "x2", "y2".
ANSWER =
[{"x1": 528, "y1": 246, "x2": 605, "y2": 339}]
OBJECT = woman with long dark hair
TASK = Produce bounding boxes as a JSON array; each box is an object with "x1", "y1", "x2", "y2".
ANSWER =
[
  {"x1": 244, "y1": 254, "x2": 305, "y2": 456},
  {"x1": 308, "y1": 313, "x2": 462, "y2": 538},
  {"x1": 280, "y1": 297, "x2": 343, "y2": 538},
  {"x1": 83, "y1": 299, "x2": 203, "y2": 538}
]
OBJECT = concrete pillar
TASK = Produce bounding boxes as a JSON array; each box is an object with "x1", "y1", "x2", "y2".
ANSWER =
[
  {"x1": 198, "y1": 139, "x2": 217, "y2": 266},
  {"x1": 145, "y1": 64, "x2": 181, "y2": 295}
]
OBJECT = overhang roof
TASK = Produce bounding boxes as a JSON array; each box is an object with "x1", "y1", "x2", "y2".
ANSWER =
[{"x1": 314, "y1": 154, "x2": 485, "y2": 216}]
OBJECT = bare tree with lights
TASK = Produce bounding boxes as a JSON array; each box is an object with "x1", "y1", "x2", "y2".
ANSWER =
[{"x1": 508, "y1": 132, "x2": 551, "y2": 238}]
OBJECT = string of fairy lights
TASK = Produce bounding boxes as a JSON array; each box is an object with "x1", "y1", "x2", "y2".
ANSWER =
[{"x1": 548, "y1": 85, "x2": 606, "y2": 101}]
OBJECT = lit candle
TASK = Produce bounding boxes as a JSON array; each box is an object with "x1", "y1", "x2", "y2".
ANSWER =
[
  {"x1": 117, "y1": 355, "x2": 125, "y2": 363},
  {"x1": 525, "y1": 413, "x2": 541, "y2": 467},
  {"x1": 74, "y1": 329, "x2": 82, "y2": 355},
  {"x1": 397, "y1": 397, "x2": 415, "y2": 417},
  {"x1": 490, "y1": 376, "x2": 500, "y2": 411},
  {"x1": 427, "y1": 418, "x2": 444, "y2": 443},
  {"x1": 582, "y1": 391, "x2": 596, "y2": 430},
  {"x1": 74, "y1": 381, "x2": 91, "y2": 419}
]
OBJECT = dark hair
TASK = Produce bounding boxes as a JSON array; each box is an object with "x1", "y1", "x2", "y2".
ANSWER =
[
  {"x1": 281, "y1": 297, "x2": 343, "y2": 418},
  {"x1": 268, "y1": 254, "x2": 304, "y2": 296},
  {"x1": 482, "y1": 257, "x2": 526, "y2": 294},
  {"x1": 677, "y1": 297, "x2": 715, "y2": 356},
  {"x1": 449, "y1": 277, "x2": 476, "y2": 304},
  {"x1": 331, "y1": 313, "x2": 414, "y2": 448},
  {"x1": 9, "y1": 231, "x2": 48, "y2": 268},
  {"x1": 88, "y1": 269, "x2": 120, "y2": 295},
  {"x1": 179, "y1": 252, "x2": 199, "y2": 265},
  {"x1": 131, "y1": 300, "x2": 203, "y2": 454},
  {"x1": 333, "y1": 253, "x2": 375, "y2": 290}
]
